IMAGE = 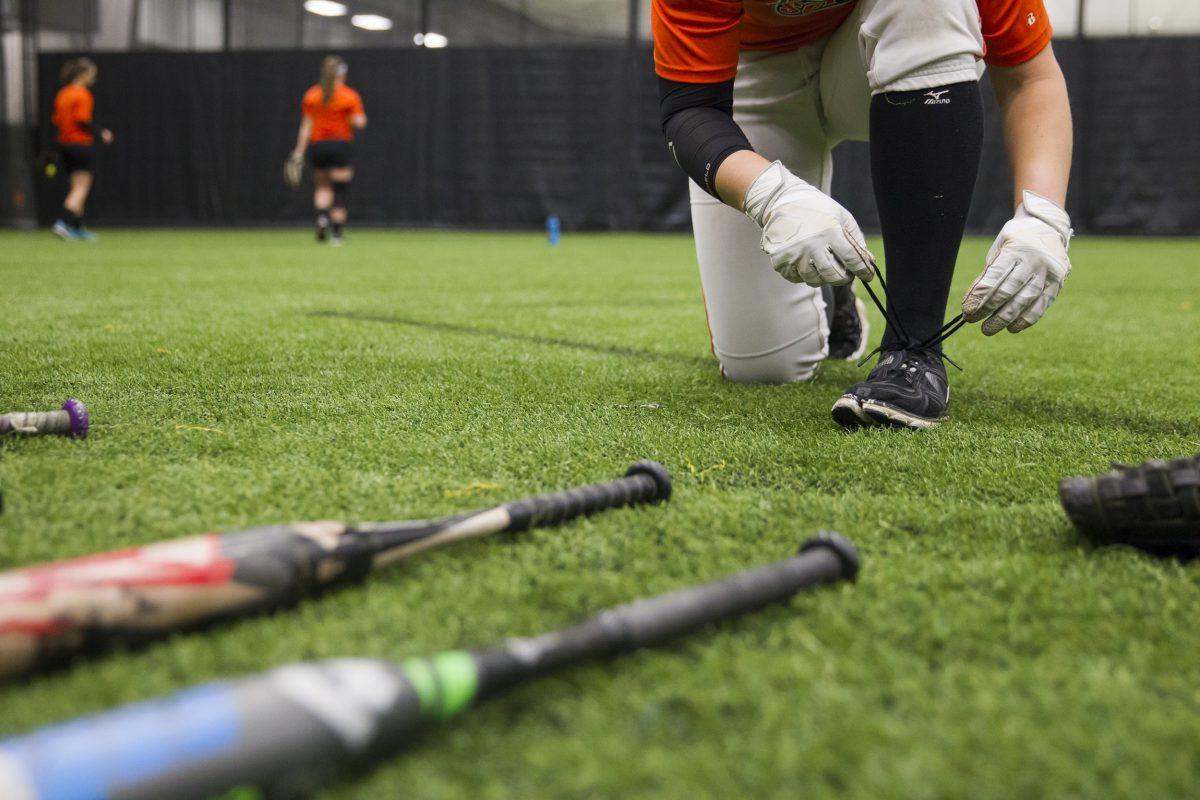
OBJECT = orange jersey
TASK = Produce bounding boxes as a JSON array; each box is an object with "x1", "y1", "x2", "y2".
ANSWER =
[
  {"x1": 653, "y1": 0, "x2": 1053, "y2": 83},
  {"x1": 302, "y1": 84, "x2": 365, "y2": 142},
  {"x1": 52, "y1": 84, "x2": 95, "y2": 146}
]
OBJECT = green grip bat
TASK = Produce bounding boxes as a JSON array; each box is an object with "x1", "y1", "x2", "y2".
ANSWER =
[{"x1": 0, "y1": 533, "x2": 858, "y2": 800}]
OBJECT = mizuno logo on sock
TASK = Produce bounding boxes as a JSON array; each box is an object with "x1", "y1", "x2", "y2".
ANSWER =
[{"x1": 924, "y1": 90, "x2": 951, "y2": 105}]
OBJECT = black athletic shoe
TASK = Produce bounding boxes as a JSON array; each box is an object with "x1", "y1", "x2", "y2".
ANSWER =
[
  {"x1": 316, "y1": 213, "x2": 330, "y2": 242},
  {"x1": 831, "y1": 345, "x2": 950, "y2": 430},
  {"x1": 827, "y1": 283, "x2": 869, "y2": 361}
]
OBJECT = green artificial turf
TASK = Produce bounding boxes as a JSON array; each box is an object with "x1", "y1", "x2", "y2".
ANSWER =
[{"x1": 1, "y1": 229, "x2": 1198, "y2": 799}]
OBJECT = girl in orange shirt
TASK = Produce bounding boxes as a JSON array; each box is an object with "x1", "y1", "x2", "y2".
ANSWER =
[
  {"x1": 51, "y1": 58, "x2": 113, "y2": 241},
  {"x1": 289, "y1": 56, "x2": 367, "y2": 246}
]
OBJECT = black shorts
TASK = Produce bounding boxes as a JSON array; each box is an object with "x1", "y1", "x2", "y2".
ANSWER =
[
  {"x1": 59, "y1": 144, "x2": 94, "y2": 173},
  {"x1": 308, "y1": 140, "x2": 352, "y2": 170}
]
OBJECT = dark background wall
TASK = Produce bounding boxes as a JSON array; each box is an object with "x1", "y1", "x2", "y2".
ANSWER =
[{"x1": 34, "y1": 38, "x2": 1200, "y2": 234}]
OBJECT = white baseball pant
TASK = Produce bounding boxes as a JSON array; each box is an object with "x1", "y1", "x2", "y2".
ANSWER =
[{"x1": 690, "y1": 0, "x2": 985, "y2": 383}]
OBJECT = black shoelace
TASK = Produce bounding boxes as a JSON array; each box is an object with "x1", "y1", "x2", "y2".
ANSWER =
[{"x1": 854, "y1": 267, "x2": 964, "y2": 372}]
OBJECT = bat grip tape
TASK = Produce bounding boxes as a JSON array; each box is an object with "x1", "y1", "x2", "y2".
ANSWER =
[
  {"x1": 603, "y1": 533, "x2": 857, "y2": 647},
  {"x1": 502, "y1": 461, "x2": 671, "y2": 532},
  {"x1": 473, "y1": 533, "x2": 857, "y2": 698}
]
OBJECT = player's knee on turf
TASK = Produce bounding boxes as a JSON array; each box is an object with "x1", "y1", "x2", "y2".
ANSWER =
[{"x1": 715, "y1": 340, "x2": 825, "y2": 384}]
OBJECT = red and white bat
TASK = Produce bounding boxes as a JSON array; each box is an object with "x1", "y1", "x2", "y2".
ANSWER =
[{"x1": 0, "y1": 461, "x2": 671, "y2": 680}]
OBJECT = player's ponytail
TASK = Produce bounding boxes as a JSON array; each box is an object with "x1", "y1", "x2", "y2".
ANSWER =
[
  {"x1": 60, "y1": 57, "x2": 96, "y2": 85},
  {"x1": 319, "y1": 55, "x2": 346, "y2": 105}
]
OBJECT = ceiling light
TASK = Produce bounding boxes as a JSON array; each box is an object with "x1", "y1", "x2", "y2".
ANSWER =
[
  {"x1": 303, "y1": 1, "x2": 347, "y2": 17},
  {"x1": 351, "y1": 14, "x2": 393, "y2": 31},
  {"x1": 421, "y1": 32, "x2": 448, "y2": 48}
]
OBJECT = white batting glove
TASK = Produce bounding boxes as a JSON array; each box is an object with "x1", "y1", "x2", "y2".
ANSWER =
[
  {"x1": 963, "y1": 190, "x2": 1073, "y2": 335},
  {"x1": 284, "y1": 152, "x2": 304, "y2": 189},
  {"x1": 742, "y1": 161, "x2": 876, "y2": 287}
]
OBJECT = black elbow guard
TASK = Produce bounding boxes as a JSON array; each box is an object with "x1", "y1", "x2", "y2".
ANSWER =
[{"x1": 659, "y1": 77, "x2": 753, "y2": 198}]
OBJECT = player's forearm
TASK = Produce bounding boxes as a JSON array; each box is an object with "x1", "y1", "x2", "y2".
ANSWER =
[
  {"x1": 658, "y1": 77, "x2": 754, "y2": 202},
  {"x1": 991, "y1": 47, "x2": 1073, "y2": 209},
  {"x1": 293, "y1": 118, "x2": 312, "y2": 154},
  {"x1": 714, "y1": 150, "x2": 772, "y2": 208}
]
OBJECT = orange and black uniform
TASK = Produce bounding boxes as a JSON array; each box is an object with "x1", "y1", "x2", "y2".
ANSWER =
[
  {"x1": 652, "y1": 0, "x2": 1052, "y2": 83},
  {"x1": 654, "y1": 0, "x2": 1053, "y2": 195},
  {"x1": 653, "y1": 0, "x2": 1064, "y2": 370},
  {"x1": 302, "y1": 84, "x2": 365, "y2": 169},
  {"x1": 52, "y1": 83, "x2": 97, "y2": 172}
]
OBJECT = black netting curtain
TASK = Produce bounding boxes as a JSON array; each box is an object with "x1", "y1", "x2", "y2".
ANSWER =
[
  {"x1": 35, "y1": 39, "x2": 1200, "y2": 234},
  {"x1": 35, "y1": 48, "x2": 688, "y2": 230}
]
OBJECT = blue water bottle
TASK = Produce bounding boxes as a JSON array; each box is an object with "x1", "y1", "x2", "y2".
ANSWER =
[{"x1": 546, "y1": 214, "x2": 561, "y2": 247}]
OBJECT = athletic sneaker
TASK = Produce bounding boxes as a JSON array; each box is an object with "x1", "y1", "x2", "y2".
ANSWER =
[
  {"x1": 52, "y1": 220, "x2": 76, "y2": 241},
  {"x1": 73, "y1": 227, "x2": 97, "y2": 242},
  {"x1": 831, "y1": 345, "x2": 950, "y2": 430},
  {"x1": 827, "y1": 283, "x2": 869, "y2": 361},
  {"x1": 329, "y1": 234, "x2": 345, "y2": 247},
  {"x1": 316, "y1": 213, "x2": 330, "y2": 242}
]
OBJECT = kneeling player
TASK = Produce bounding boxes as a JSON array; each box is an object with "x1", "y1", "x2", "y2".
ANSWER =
[
  {"x1": 653, "y1": 0, "x2": 1074, "y2": 428},
  {"x1": 290, "y1": 56, "x2": 367, "y2": 245}
]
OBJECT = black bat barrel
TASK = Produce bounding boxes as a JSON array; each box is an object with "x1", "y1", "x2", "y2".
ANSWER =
[{"x1": 473, "y1": 532, "x2": 858, "y2": 697}]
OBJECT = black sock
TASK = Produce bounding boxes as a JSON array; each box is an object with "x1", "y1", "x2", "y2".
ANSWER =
[
  {"x1": 332, "y1": 221, "x2": 343, "y2": 236},
  {"x1": 62, "y1": 208, "x2": 80, "y2": 227},
  {"x1": 870, "y1": 81, "x2": 982, "y2": 348}
]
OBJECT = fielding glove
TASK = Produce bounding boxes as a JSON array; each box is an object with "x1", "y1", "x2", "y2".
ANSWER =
[
  {"x1": 963, "y1": 190, "x2": 1072, "y2": 335},
  {"x1": 284, "y1": 152, "x2": 304, "y2": 189},
  {"x1": 743, "y1": 161, "x2": 876, "y2": 287},
  {"x1": 1060, "y1": 454, "x2": 1200, "y2": 556}
]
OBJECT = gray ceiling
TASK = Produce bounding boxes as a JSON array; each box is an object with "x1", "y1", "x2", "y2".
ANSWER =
[{"x1": 485, "y1": 0, "x2": 650, "y2": 37}]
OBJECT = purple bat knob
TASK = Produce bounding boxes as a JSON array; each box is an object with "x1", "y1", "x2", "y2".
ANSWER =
[{"x1": 62, "y1": 398, "x2": 89, "y2": 438}]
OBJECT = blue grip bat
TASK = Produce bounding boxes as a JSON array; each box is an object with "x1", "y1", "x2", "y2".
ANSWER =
[{"x1": 0, "y1": 534, "x2": 859, "y2": 800}]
